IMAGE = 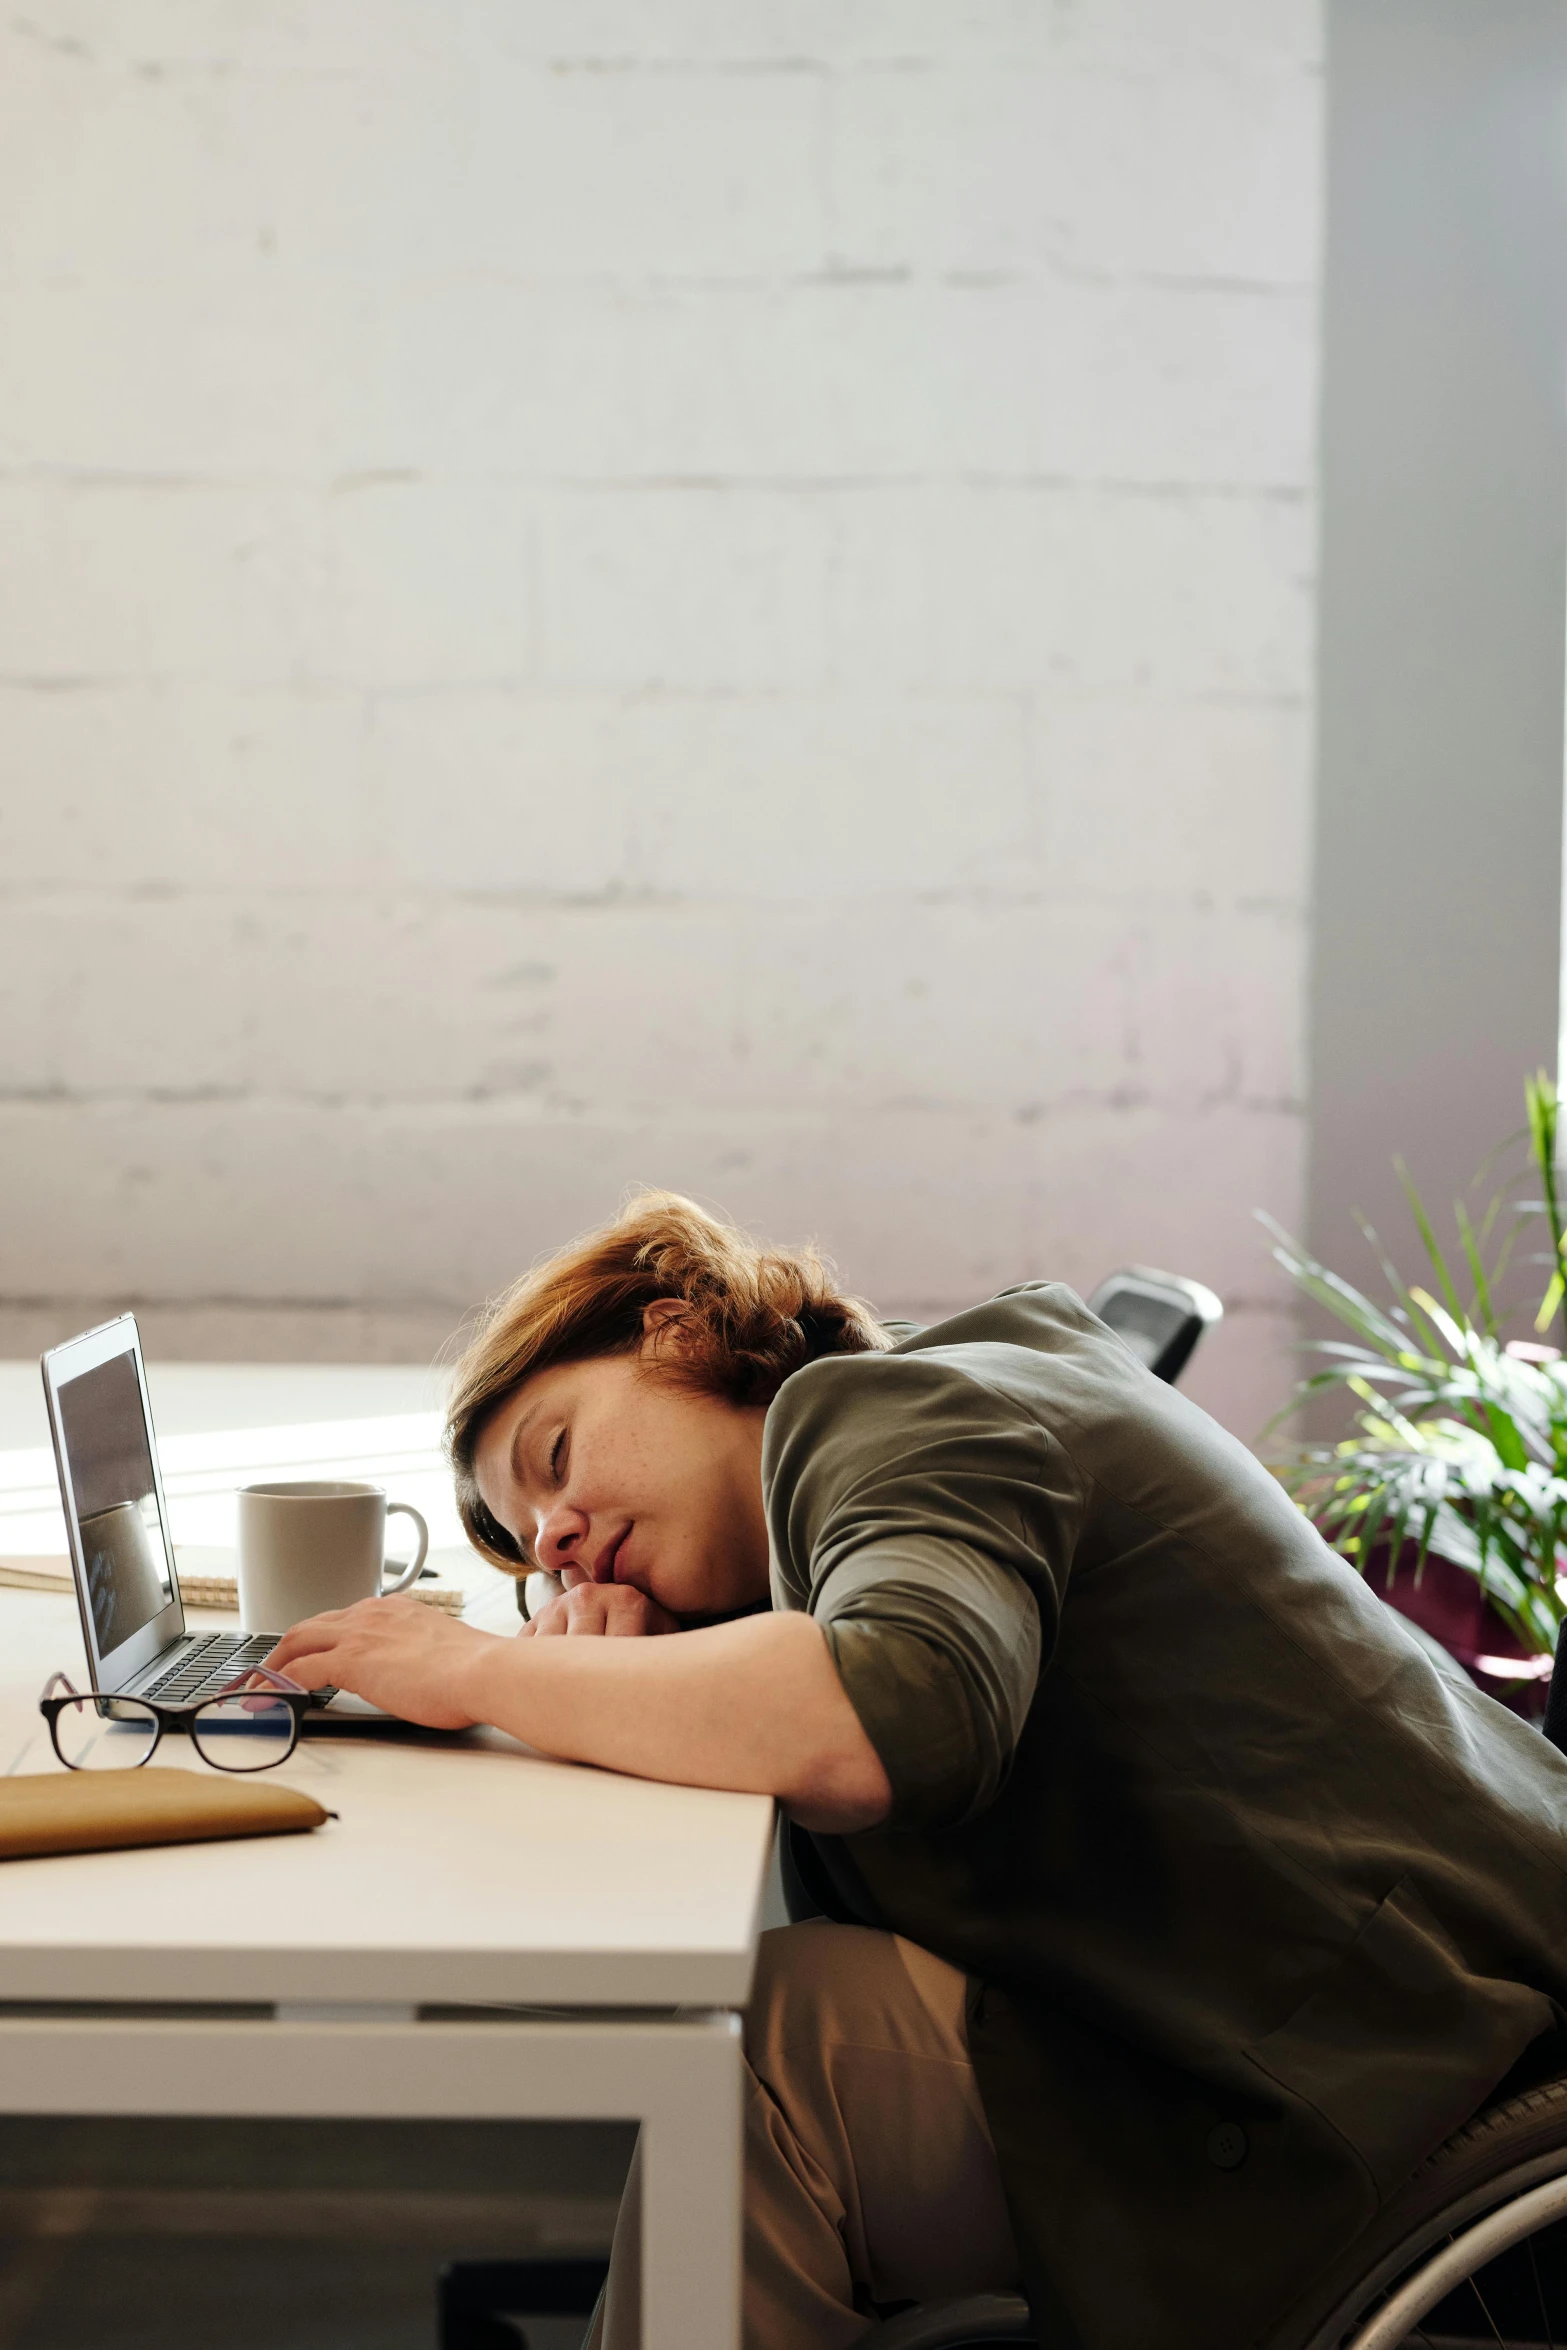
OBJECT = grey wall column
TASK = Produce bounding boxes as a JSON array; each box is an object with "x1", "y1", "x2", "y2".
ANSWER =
[{"x1": 1310, "y1": 0, "x2": 1567, "y2": 1301}]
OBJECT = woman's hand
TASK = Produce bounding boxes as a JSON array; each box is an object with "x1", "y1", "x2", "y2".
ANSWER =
[
  {"x1": 263, "y1": 1596, "x2": 495, "y2": 1730},
  {"x1": 522, "y1": 1582, "x2": 681, "y2": 1639}
]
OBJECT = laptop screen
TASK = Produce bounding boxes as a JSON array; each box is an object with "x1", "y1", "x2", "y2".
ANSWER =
[{"x1": 54, "y1": 1350, "x2": 176, "y2": 1658}]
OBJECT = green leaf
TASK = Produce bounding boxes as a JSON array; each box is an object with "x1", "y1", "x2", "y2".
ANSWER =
[
  {"x1": 1258, "y1": 1216, "x2": 1418, "y2": 1361},
  {"x1": 1397, "y1": 1161, "x2": 1468, "y2": 1327},
  {"x1": 1526, "y1": 1069, "x2": 1567, "y2": 1344},
  {"x1": 1407, "y1": 1285, "x2": 1467, "y2": 1359},
  {"x1": 1355, "y1": 1212, "x2": 1450, "y2": 1360},
  {"x1": 1455, "y1": 1199, "x2": 1499, "y2": 1337}
]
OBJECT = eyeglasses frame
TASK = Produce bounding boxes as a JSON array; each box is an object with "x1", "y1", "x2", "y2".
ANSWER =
[{"x1": 38, "y1": 1666, "x2": 313, "y2": 1774}]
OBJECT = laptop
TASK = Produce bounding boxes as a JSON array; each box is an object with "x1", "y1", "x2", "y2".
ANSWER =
[{"x1": 41, "y1": 1313, "x2": 324, "y2": 1708}]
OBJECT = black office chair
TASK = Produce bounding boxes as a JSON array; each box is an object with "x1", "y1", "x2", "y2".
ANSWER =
[{"x1": 1085, "y1": 1264, "x2": 1224, "y2": 1385}]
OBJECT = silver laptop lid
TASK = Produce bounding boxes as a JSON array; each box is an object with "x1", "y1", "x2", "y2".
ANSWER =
[{"x1": 40, "y1": 1315, "x2": 184, "y2": 1693}]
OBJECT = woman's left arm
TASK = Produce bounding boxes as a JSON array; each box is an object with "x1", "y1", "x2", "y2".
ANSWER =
[{"x1": 264, "y1": 1599, "x2": 894, "y2": 1833}]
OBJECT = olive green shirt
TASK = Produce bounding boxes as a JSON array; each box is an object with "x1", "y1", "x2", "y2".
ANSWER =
[{"x1": 762, "y1": 1285, "x2": 1567, "y2": 2350}]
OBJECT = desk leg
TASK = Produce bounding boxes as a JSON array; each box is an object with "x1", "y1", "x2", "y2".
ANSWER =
[{"x1": 638, "y1": 2018, "x2": 743, "y2": 2350}]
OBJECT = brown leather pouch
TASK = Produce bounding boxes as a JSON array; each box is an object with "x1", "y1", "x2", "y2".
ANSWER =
[{"x1": 0, "y1": 1768, "x2": 333, "y2": 1860}]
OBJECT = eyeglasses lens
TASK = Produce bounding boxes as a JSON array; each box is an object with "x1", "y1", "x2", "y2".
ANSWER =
[
  {"x1": 190, "y1": 1694, "x2": 297, "y2": 1771},
  {"x1": 54, "y1": 1695, "x2": 159, "y2": 1770}
]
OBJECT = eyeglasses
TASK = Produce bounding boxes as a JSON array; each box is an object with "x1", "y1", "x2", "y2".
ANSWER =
[{"x1": 39, "y1": 1668, "x2": 311, "y2": 1775}]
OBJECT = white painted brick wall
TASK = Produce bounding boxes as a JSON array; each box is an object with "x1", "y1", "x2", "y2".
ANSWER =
[{"x1": 0, "y1": 0, "x2": 1322, "y2": 1438}]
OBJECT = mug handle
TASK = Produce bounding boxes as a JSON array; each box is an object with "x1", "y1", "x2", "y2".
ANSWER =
[{"x1": 381, "y1": 1502, "x2": 430, "y2": 1594}]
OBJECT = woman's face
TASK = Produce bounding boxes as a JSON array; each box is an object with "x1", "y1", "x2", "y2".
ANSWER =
[{"x1": 471, "y1": 1328, "x2": 772, "y2": 1622}]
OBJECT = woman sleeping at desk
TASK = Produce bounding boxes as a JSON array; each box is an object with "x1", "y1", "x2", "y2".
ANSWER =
[{"x1": 264, "y1": 1191, "x2": 1567, "y2": 2350}]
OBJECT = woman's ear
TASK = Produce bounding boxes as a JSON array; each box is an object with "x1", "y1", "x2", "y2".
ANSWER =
[{"x1": 641, "y1": 1297, "x2": 693, "y2": 1355}]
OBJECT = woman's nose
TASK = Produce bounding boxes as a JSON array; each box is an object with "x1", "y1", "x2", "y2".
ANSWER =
[{"x1": 535, "y1": 1505, "x2": 587, "y2": 1572}]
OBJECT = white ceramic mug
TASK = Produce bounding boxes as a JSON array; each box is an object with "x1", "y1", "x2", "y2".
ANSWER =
[{"x1": 236, "y1": 1480, "x2": 429, "y2": 1634}]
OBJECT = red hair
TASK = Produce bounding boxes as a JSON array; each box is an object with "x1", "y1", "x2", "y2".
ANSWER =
[{"x1": 444, "y1": 1191, "x2": 888, "y2": 1568}]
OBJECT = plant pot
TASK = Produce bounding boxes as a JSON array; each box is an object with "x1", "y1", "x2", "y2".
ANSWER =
[{"x1": 1366, "y1": 1541, "x2": 1553, "y2": 1720}]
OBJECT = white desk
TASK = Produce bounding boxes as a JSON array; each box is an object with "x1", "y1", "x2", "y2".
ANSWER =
[{"x1": 0, "y1": 1364, "x2": 774, "y2": 2350}]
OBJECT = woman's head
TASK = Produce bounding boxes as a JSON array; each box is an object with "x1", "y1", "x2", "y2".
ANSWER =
[{"x1": 445, "y1": 1193, "x2": 888, "y2": 1619}]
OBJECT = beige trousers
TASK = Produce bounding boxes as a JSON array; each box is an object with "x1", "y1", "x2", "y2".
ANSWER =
[{"x1": 588, "y1": 1919, "x2": 1022, "y2": 2350}]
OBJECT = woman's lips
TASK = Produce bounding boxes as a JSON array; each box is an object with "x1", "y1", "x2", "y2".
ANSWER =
[{"x1": 598, "y1": 1524, "x2": 632, "y2": 1584}]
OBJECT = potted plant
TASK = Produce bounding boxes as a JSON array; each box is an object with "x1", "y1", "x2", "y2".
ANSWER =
[{"x1": 1265, "y1": 1073, "x2": 1567, "y2": 1705}]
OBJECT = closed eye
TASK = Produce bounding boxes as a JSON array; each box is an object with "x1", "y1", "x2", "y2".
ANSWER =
[{"x1": 549, "y1": 1429, "x2": 567, "y2": 1483}]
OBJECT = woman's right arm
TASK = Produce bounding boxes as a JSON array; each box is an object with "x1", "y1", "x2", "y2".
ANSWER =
[{"x1": 266, "y1": 1596, "x2": 895, "y2": 1833}]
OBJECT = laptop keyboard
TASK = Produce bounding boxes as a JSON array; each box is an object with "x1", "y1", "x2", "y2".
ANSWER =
[{"x1": 139, "y1": 1632, "x2": 277, "y2": 1707}]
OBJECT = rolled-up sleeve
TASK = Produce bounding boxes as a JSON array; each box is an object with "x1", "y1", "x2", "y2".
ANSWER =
[{"x1": 764, "y1": 1352, "x2": 1083, "y2": 1830}]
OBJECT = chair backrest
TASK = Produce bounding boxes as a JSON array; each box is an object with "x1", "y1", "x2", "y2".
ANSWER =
[{"x1": 1086, "y1": 1268, "x2": 1223, "y2": 1386}]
